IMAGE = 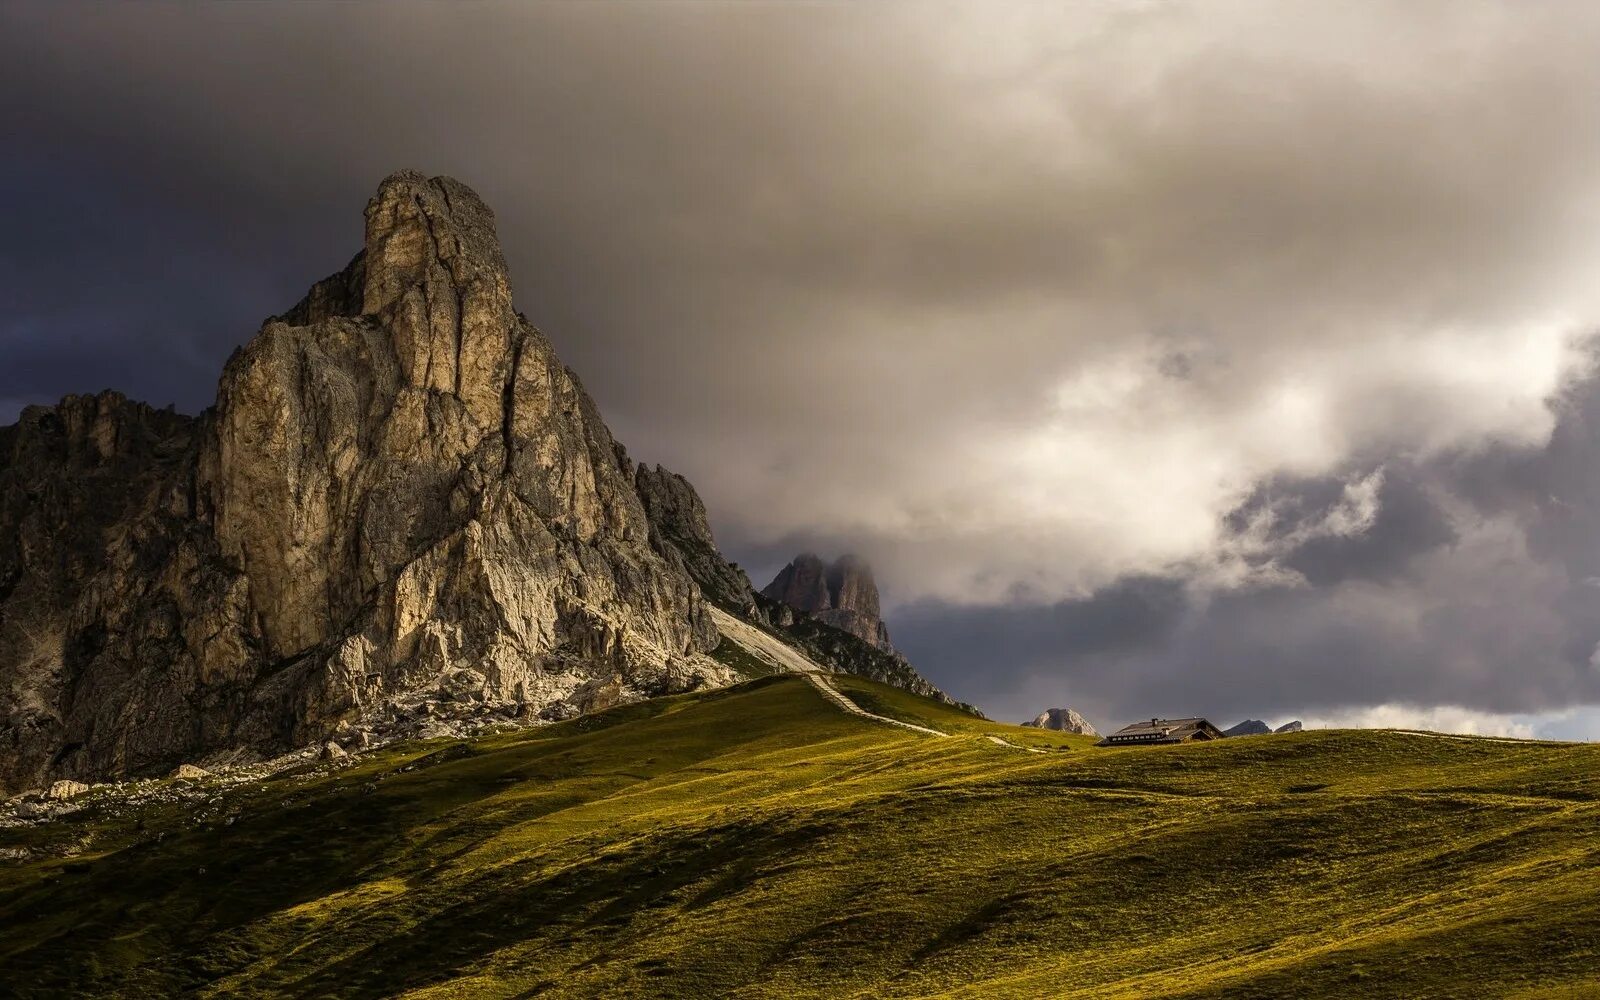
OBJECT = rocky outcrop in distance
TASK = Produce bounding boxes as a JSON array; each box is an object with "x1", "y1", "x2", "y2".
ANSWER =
[
  {"x1": 744, "y1": 552, "x2": 960, "y2": 705},
  {"x1": 1223, "y1": 719, "x2": 1304, "y2": 736},
  {"x1": 1224, "y1": 720, "x2": 1272, "y2": 737},
  {"x1": 762, "y1": 554, "x2": 895, "y2": 653},
  {"x1": 1021, "y1": 708, "x2": 1099, "y2": 736}
]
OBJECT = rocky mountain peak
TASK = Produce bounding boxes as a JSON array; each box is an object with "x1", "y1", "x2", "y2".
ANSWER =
[
  {"x1": 360, "y1": 171, "x2": 517, "y2": 428},
  {"x1": 1021, "y1": 708, "x2": 1099, "y2": 736},
  {"x1": 1224, "y1": 719, "x2": 1305, "y2": 737},
  {"x1": 762, "y1": 553, "x2": 894, "y2": 653},
  {"x1": 0, "y1": 172, "x2": 738, "y2": 794},
  {"x1": 764, "y1": 553, "x2": 831, "y2": 613},
  {"x1": 825, "y1": 554, "x2": 882, "y2": 622},
  {"x1": 1223, "y1": 720, "x2": 1273, "y2": 737}
]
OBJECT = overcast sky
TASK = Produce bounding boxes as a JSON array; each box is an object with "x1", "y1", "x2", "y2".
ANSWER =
[{"x1": 6, "y1": 2, "x2": 1600, "y2": 736}]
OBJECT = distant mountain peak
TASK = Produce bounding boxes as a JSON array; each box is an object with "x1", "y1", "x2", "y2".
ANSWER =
[
  {"x1": 762, "y1": 553, "x2": 894, "y2": 653},
  {"x1": 1223, "y1": 719, "x2": 1303, "y2": 736},
  {"x1": 1223, "y1": 719, "x2": 1273, "y2": 737},
  {"x1": 1022, "y1": 707, "x2": 1099, "y2": 736}
]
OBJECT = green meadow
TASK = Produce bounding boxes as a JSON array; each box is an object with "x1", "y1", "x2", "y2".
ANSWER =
[{"x1": 1, "y1": 672, "x2": 1597, "y2": 998}]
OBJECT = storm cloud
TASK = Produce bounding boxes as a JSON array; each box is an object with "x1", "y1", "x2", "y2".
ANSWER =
[
  {"x1": 901, "y1": 385, "x2": 1600, "y2": 729},
  {"x1": 6, "y1": 2, "x2": 1600, "y2": 731}
]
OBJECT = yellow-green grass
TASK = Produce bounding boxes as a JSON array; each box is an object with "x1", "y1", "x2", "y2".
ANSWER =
[
  {"x1": 1, "y1": 675, "x2": 1597, "y2": 998},
  {"x1": 826, "y1": 673, "x2": 1098, "y2": 750}
]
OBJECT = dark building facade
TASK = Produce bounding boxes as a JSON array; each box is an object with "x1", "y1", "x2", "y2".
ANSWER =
[{"x1": 1097, "y1": 718, "x2": 1226, "y2": 747}]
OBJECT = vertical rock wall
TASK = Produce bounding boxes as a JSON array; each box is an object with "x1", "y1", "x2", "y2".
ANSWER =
[{"x1": 0, "y1": 172, "x2": 728, "y2": 794}]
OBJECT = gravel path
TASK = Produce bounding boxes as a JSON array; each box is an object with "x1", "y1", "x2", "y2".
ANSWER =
[
  {"x1": 1388, "y1": 730, "x2": 1558, "y2": 746},
  {"x1": 799, "y1": 672, "x2": 948, "y2": 737},
  {"x1": 711, "y1": 606, "x2": 1067, "y2": 751},
  {"x1": 708, "y1": 607, "x2": 947, "y2": 737}
]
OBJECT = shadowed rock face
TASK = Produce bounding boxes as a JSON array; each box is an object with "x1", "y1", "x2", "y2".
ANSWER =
[
  {"x1": 633, "y1": 464, "x2": 756, "y2": 610},
  {"x1": 0, "y1": 172, "x2": 733, "y2": 794},
  {"x1": 1021, "y1": 708, "x2": 1099, "y2": 736},
  {"x1": 762, "y1": 554, "x2": 895, "y2": 653},
  {"x1": 764, "y1": 554, "x2": 832, "y2": 614},
  {"x1": 1224, "y1": 720, "x2": 1273, "y2": 737},
  {"x1": 1275, "y1": 720, "x2": 1304, "y2": 734}
]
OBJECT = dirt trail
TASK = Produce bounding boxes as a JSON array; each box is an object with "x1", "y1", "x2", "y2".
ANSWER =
[
  {"x1": 710, "y1": 606, "x2": 1060, "y2": 750},
  {"x1": 985, "y1": 734, "x2": 1048, "y2": 753},
  {"x1": 708, "y1": 607, "x2": 946, "y2": 737},
  {"x1": 798, "y1": 673, "x2": 948, "y2": 737}
]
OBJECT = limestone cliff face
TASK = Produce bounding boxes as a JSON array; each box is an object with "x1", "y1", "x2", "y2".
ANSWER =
[
  {"x1": 0, "y1": 392, "x2": 228, "y2": 794},
  {"x1": 0, "y1": 172, "x2": 729, "y2": 794},
  {"x1": 762, "y1": 554, "x2": 894, "y2": 653}
]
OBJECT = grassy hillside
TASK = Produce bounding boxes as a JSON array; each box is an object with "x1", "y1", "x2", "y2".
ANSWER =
[
  {"x1": 825, "y1": 673, "x2": 1096, "y2": 750},
  {"x1": 1, "y1": 675, "x2": 1597, "y2": 998}
]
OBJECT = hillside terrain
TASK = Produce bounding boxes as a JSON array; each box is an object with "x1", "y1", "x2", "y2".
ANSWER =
[{"x1": 2, "y1": 661, "x2": 1596, "y2": 998}]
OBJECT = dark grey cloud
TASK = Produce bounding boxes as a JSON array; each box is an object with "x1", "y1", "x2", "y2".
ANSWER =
[
  {"x1": 1231, "y1": 466, "x2": 1459, "y2": 588},
  {"x1": 5, "y1": 3, "x2": 1600, "y2": 730},
  {"x1": 899, "y1": 375, "x2": 1600, "y2": 730}
]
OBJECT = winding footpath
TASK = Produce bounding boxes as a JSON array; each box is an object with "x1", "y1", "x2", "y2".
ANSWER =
[
  {"x1": 708, "y1": 607, "x2": 948, "y2": 737},
  {"x1": 985, "y1": 734, "x2": 1048, "y2": 753},
  {"x1": 709, "y1": 607, "x2": 1063, "y2": 751},
  {"x1": 797, "y1": 672, "x2": 948, "y2": 737}
]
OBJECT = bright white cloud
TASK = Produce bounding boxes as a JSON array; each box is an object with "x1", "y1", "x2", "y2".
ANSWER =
[{"x1": 1304, "y1": 704, "x2": 1539, "y2": 739}]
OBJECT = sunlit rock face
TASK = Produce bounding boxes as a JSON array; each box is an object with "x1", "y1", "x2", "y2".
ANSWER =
[
  {"x1": 762, "y1": 553, "x2": 896, "y2": 653},
  {"x1": 1022, "y1": 708, "x2": 1099, "y2": 737},
  {"x1": 0, "y1": 172, "x2": 731, "y2": 794}
]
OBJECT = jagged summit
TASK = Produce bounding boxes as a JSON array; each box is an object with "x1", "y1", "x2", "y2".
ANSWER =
[
  {"x1": 1021, "y1": 707, "x2": 1099, "y2": 736},
  {"x1": 1223, "y1": 719, "x2": 1304, "y2": 736},
  {"x1": 1224, "y1": 720, "x2": 1272, "y2": 737},
  {"x1": 0, "y1": 172, "x2": 736, "y2": 793},
  {"x1": 634, "y1": 463, "x2": 757, "y2": 609},
  {"x1": 762, "y1": 553, "x2": 895, "y2": 653}
]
